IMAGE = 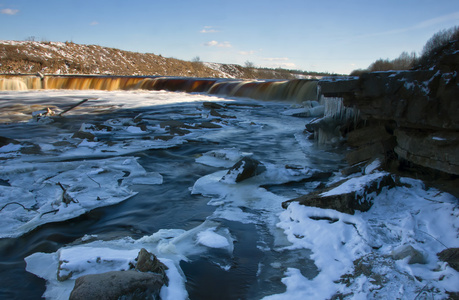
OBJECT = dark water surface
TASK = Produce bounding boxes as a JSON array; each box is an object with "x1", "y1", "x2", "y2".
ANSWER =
[{"x1": 0, "y1": 90, "x2": 343, "y2": 299}]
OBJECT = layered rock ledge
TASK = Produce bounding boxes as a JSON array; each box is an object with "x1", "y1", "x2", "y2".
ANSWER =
[{"x1": 317, "y1": 40, "x2": 459, "y2": 195}]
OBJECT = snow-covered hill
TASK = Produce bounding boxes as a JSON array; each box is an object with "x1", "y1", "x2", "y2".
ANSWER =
[{"x1": 0, "y1": 40, "x2": 304, "y2": 79}]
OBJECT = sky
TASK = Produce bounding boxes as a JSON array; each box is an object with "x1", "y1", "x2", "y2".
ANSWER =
[{"x1": 0, "y1": 0, "x2": 458, "y2": 74}]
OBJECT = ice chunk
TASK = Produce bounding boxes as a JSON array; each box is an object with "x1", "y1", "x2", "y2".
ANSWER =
[
  {"x1": 196, "y1": 148, "x2": 251, "y2": 168},
  {"x1": 196, "y1": 227, "x2": 231, "y2": 249}
]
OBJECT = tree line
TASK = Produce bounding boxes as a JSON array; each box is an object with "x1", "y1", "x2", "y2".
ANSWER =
[{"x1": 351, "y1": 26, "x2": 459, "y2": 75}]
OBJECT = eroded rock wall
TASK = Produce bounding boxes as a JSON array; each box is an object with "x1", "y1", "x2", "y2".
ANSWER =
[
  {"x1": 317, "y1": 41, "x2": 458, "y2": 182},
  {"x1": 343, "y1": 65, "x2": 459, "y2": 175}
]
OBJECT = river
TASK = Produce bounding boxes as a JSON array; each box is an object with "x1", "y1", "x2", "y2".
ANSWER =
[{"x1": 1, "y1": 89, "x2": 457, "y2": 300}]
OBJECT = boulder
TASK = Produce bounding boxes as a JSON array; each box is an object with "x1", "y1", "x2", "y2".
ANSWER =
[
  {"x1": 437, "y1": 248, "x2": 459, "y2": 272},
  {"x1": 221, "y1": 157, "x2": 266, "y2": 183},
  {"x1": 134, "y1": 248, "x2": 168, "y2": 284},
  {"x1": 282, "y1": 173, "x2": 396, "y2": 214},
  {"x1": 69, "y1": 270, "x2": 165, "y2": 300}
]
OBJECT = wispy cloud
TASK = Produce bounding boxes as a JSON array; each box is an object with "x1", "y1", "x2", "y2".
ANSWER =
[
  {"x1": 354, "y1": 11, "x2": 459, "y2": 40},
  {"x1": 90, "y1": 21, "x2": 99, "y2": 26},
  {"x1": 200, "y1": 26, "x2": 219, "y2": 33},
  {"x1": 204, "y1": 40, "x2": 232, "y2": 48},
  {"x1": 1, "y1": 8, "x2": 19, "y2": 15},
  {"x1": 413, "y1": 11, "x2": 459, "y2": 30},
  {"x1": 262, "y1": 57, "x2": 289, "y2": 62}
]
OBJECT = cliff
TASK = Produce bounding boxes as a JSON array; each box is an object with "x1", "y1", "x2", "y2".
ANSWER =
[{"x1": 318, "y1": 40, "x2": 459, "y2": 194}]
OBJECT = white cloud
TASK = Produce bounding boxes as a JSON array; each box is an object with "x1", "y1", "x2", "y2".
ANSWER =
[
  {"x1": 269, "y1": 62, "x2": 297, "y2": 69},
  {"x1": 1, "y1": 8, "x2": 19, "y2": 15},
  {"x1": 204, "y1": 40, "x2": 232, "y2": 48},
  {"x1": 200, "y1": 26, "x2": 219, "y2": 33},
  {"x1": 204, "y1": 40, "x2": 219, "y2": 46},
  {"x1": 90, "y1": 21, "x2": 99, "y2": 26},
  {"x1": 262, "y1": 57, "x2": 289, "y2": 62}
]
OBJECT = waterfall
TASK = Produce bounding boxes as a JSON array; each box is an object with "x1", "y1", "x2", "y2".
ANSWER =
[
  {"x1": 208, "y1": 79, "x2": 318, "y2": 102},
  {"x1": 0, "y1": 76, "x2": 42, "y2": 90},
  {"x1": 0, "y1": 75, "x2": 319, "y2": 102},
  {"x1": 0, "y1": 78, "x2": 28, "y2": 90},
  {"x1": 135, "y1": 77, "x2": 218, "y2": 93},
  {"x1": 44, "y1": 76, "x2": 144, "y2": 90}
]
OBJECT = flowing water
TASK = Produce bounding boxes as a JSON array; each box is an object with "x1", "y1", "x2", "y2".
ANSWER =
[{"x1": 0, "y1": 81, "x2": 346, "y2": 299}]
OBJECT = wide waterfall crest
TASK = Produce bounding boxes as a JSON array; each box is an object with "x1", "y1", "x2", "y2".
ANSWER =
[{"x1": 0, "y1": 75, "x2": 319, "y2": 102}]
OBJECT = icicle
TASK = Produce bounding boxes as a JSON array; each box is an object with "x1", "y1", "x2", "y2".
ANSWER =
[{"x1": 315, "y1": 96, "x2": 358, "y2": 146}]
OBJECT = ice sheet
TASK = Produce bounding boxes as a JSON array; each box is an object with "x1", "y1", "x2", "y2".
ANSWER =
[{"x1": 0, "y1": 157, "x2": 162, "y2": 238}]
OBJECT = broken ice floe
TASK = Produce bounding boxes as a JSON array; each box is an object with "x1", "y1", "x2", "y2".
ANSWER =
[
  {"x1": 25, "y1": 220, "x2": 233, "y2": 300},
  {"x1": 0, "y1": 157, "x2": 162, "y2": 238}
]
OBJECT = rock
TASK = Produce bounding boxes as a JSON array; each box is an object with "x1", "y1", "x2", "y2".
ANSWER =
[
  {"x1": 0, "y1": 136, "x2": 20, "y2": 147},
  {"x1": 169, "y1": 127, "x2": 191, "y2": 136},
  {"x1": 0, "y1": 136, "x2": 42, "y2": 155},
  {"x1": 282, "y1": 173, "x2": 396, "y2": 214},
  {"x1": 72, "y1": 131, "x2": 96, "y2": 141},
  {"x1": 221, "y1": 157, "x2": 266, "y2": 183},
  {"x1": 19, "y1": 142, "x2": 41, "y2": 155},
  {"x1": 210, "y1": 108, "x2": 223, "y2": 117},
  {"x1": 437, "y1": 248, "x2": 459, "y2": 272},
  {"x1": 209, "y1": 108, "x2": 236, "y2": 119},
  {"x1": 346, "y1": 125, "x2": 392, "y2": 148},
  {"x1": 346, "y1": 138, "x2": 396, "y2": 166},
  {"x1": 203, "y1": 102, "x2": 224, "y2": 109},
  {"x1": 159, "y1": 120, "x2": 195, "y2": 135},
  {"x1": 319, "y1": 79, "x2": 358, "y2": 98},
  {"x1": 394, "y1": 128, "x2": 459, "y2": 175},
  {"x1": 196, "y1": 121, "x2": 222, "y2": 129},
  {"x1": 69, "y1": 270, "x2": 165, "y2": 300},
  {"x1": 134, "y1": 248, "x2": 168, "y2": 284},
  {"x1": 159, "y1": 120, "x2": 194, "y2": 129},
  {"x1": 154, "y1": 135, "x2": 175, "y2": 141},
  {"x1": 390, "y1": 245, "x2": 426, "y2": 264},
  {"x1": 338, "y1": 47, "x2": 459, "y2": 177}
]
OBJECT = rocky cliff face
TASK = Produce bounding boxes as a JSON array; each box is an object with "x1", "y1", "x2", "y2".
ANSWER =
[
  {"x1": 318, "y1": 40, "x2": 459, "y2": 193},
  {"x1": 343, "y1": 42, "x2": 458, "y2": 175}
]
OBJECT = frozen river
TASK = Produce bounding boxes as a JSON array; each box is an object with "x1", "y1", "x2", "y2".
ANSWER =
[{"x1": 0, "y1": 90, "x2": 458, "y2": 299}]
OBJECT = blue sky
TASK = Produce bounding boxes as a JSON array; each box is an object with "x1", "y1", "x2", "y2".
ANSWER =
[{"x1": 1, "y1": 0, "x2": 458, "y2": 74}]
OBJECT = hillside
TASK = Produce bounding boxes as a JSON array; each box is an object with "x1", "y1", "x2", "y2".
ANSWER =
[{"x1": 0, "y1": 40, "x2": 319, "y2": 79}]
